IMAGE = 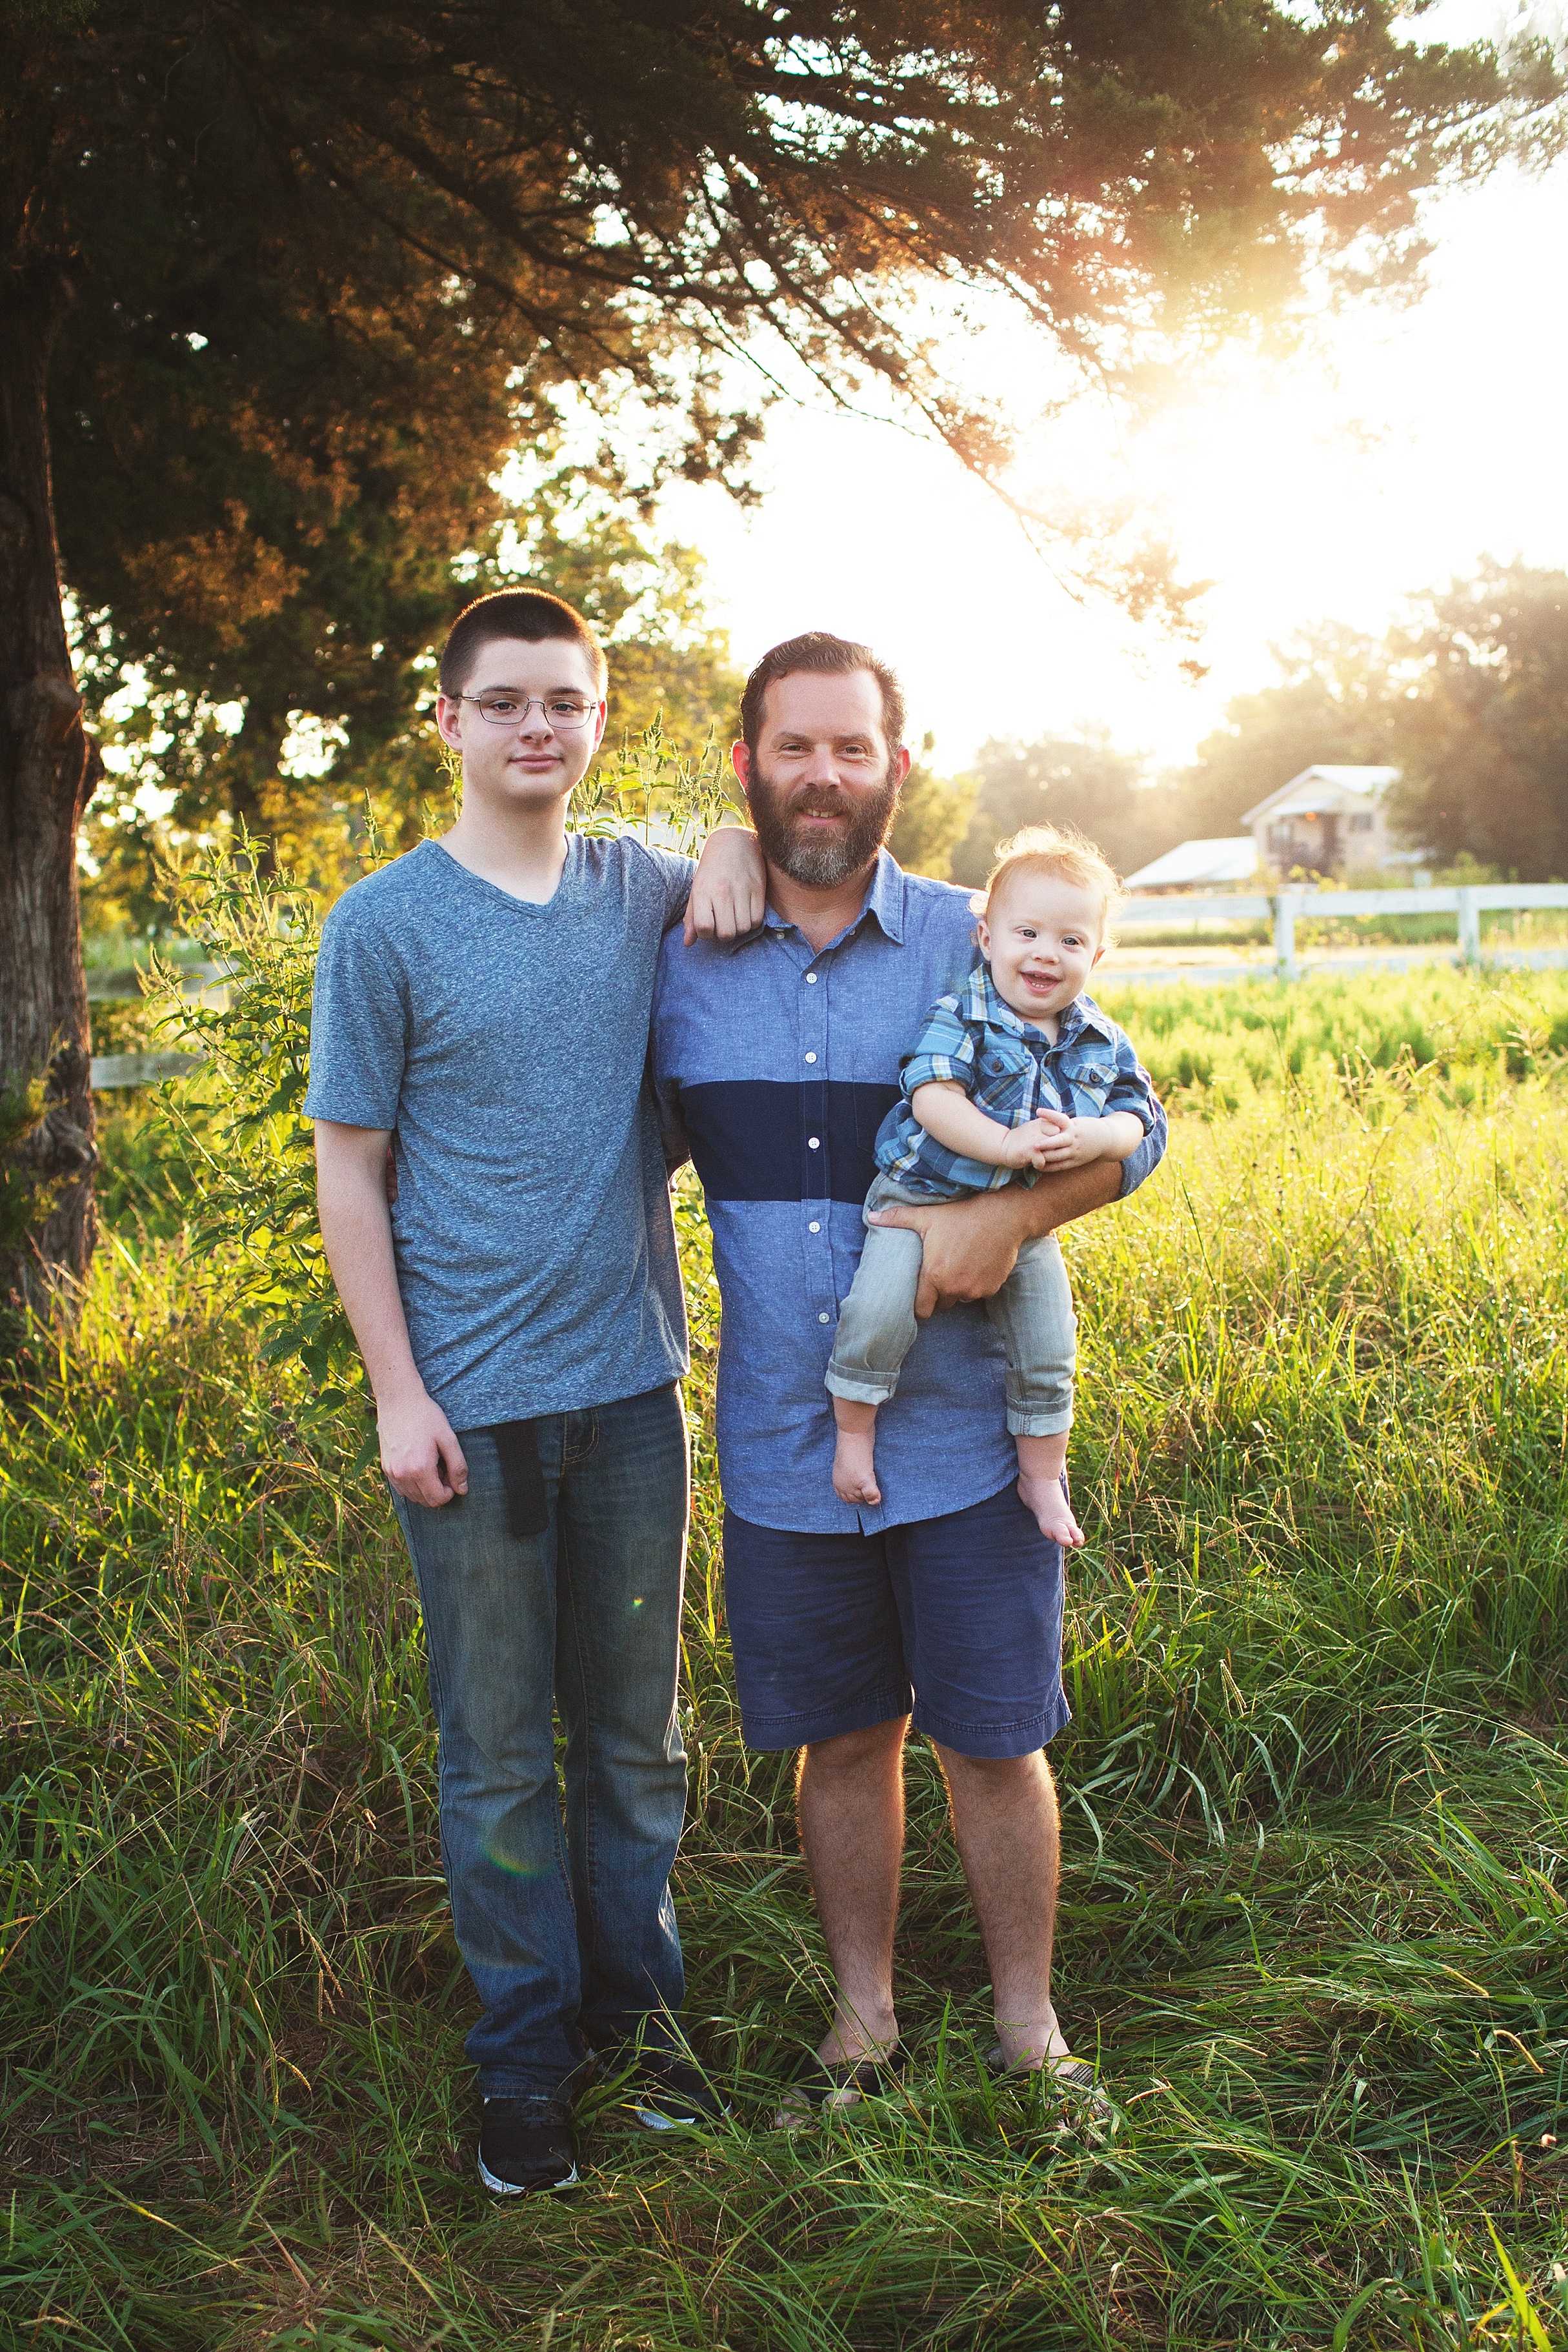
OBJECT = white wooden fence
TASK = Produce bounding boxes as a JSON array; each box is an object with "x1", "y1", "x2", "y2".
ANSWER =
[{"x1": 1116, "y1": 883, "x2": 1568, "y2": 984}]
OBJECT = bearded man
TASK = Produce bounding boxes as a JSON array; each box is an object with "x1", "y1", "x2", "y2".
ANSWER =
[{"x1": 650, "y1": 632, "x2": 1166, "y2": 2118}]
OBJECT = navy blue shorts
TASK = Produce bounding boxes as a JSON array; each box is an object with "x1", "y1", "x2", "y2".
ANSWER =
[{"x1": 723, "y1": 1480, "x2": 1071, "y2": 1760}]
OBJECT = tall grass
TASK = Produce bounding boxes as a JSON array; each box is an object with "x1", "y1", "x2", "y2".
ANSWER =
[
  {"x1": 3, "y1": 1012, "x2": 1567, "y2": 2347},
  {"x1": 1097, "y1": 964, "x2": 1568, "y2": 1116}
]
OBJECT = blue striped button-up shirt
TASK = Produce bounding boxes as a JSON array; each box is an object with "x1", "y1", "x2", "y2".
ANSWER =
[{"x1": 650, "y1": 851, "x2": 1168, "y2": 1536}]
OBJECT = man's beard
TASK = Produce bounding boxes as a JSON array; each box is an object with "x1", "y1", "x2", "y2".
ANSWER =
[{"x1": 747, "y1": 767, "x2": 902, "y2": 888}]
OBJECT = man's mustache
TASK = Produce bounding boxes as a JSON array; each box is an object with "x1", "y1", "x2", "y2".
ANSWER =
[{"x1": 786, "y1": 789, "x2": 854, "y2": 819}]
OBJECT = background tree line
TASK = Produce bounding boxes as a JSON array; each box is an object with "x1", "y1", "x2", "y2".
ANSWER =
[
  {"x1": 930, "y1": 561, "x2": 1568, "y2": 889},
  {"x1": 79, "y1": 550, "x2": 1568, "y2": 936}
]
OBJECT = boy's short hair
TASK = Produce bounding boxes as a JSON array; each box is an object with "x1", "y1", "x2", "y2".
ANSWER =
[
  {"x1": 740, "y1": 631, "x2": 906, "y2": 761},
  {"x1": 981, "y1": 824, "x2": 1122, "y2": 943},
  {"x1": 439, "y1": 588, "x2": 608, "y2": 699}
]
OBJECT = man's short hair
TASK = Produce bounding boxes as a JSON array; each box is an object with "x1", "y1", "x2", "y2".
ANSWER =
[
  {"x1": 740, "y1": 631, "x2": 906, "y2": 760},
  {"x1": 439, "y1": 588, "x2": 608, "y2": 699}
]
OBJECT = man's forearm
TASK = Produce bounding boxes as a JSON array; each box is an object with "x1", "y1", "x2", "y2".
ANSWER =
[{"x1": 1001, "y1": 1158, "x2": 1122, "y2": 1238}]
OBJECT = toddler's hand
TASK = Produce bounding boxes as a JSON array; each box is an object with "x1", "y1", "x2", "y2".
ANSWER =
[
  {"x1": 1030, "y1": 1115, "x2": 1104, "y2": 1169},
  {"x1": 1007, "y1": 1109, "x2": 1070, "y2": 1169}
]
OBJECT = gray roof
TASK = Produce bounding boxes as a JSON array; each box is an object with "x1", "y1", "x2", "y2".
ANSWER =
[{"x1": 1123, "y1": 836, "x2": 1260, "y2": 890}]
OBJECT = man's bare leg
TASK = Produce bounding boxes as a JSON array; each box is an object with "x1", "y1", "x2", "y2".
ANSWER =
[
  {"x1": 794, "y1": 1716, "x2": 907, "y2": 2082},
  {"x1": 934, "y1": 1742, "x2": 1075, "y2": 2071}
]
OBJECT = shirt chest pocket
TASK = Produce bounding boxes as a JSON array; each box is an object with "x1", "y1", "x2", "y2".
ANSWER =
[
  {"x1": 1065, "y1": 1062, "x2": 1116, "y2": 1112},
  {"x1": 974, "y1": 1047, "x2": 1035, "y2": 1113}
]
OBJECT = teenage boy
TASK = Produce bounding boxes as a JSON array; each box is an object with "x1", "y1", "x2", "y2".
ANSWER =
[
  {"x1": 308, "y1": 588, "x2": 765, "y2": 2196},
  {"x1": 650, "y1": 633, "x2": 1166, "y2": 2115}
]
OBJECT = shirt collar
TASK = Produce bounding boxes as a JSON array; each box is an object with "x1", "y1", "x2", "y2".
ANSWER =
[
  {"x1": 969, "y1": 963, "x2": 1115, "y2": 1048},
  {"x1": 863, "y1": 848, "x2": 907, "y2": 943},
  {"x1": 741, "y1": 847, "x2": 908, "y2": 954}
]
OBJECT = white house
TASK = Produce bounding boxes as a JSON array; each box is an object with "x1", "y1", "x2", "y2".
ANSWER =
[
  {"x1": 1241, "y1": 765, "x2": 1402, "y2": 879},
  {"x1": 1123, "y1": 837, "x2": 1260, "y2": 892}
]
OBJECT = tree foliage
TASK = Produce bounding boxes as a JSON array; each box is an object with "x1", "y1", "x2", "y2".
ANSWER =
[
  {"x1": 1391, "y1": 565, "x2": 1568, "y2": 882},
  {"x1": 1162, "y1": 572, "x2": 1568, "y2": 881},
  {"x1": 30, "y1": 0, "x2": 1560, "y2": 705},
  {"x1": 888, "y1": 755, "x2": 978, "y2": 881},
  {"x1": 950, "y1": 729, "x2": 1182, "y2": 885}
]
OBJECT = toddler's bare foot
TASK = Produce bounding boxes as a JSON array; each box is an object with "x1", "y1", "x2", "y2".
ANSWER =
[
  {"x1": 832, "y1": 1428, "x2": 881, "y2": 1505},
  {"x1": 1018, "y1": 1473, "x2": 1083, "y2": 1547}
]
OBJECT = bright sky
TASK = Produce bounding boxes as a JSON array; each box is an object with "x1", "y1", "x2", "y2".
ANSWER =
[{"x1": 657, "y1": 3, "x2": 1568, "y2": 778}]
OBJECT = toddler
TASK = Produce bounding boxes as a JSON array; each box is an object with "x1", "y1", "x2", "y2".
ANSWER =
[{"x1": 826, "y1": 826, "x2": 1158, "y2": 1543}]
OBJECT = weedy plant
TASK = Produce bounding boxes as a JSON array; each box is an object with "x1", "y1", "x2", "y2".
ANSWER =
[{"x1": 3, "y1": 907, "x2": 1567, "y2": 2344}]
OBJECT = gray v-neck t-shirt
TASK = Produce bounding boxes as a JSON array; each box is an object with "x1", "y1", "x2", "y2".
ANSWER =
[{"x1": 305, "y1": 834, "x2": 694, "y2": 1427}]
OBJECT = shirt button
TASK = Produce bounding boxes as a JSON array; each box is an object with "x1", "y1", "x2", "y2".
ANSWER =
[
  {"x1": 807, "y1": 1136, "x2": 820, "y2": 1149},
  {"x1": 805, "y1": 970, "x2": 818, "y2": 983},
  {"x1": 818, "y1": 1311, "x2": 830, "y2": 1323},
  {"x1": 804, "y1": 1051, "x2": 817, "y2": 1064},
  {"x1": 809, "y1": 1220, "x2": 821, "y2": 1233}
]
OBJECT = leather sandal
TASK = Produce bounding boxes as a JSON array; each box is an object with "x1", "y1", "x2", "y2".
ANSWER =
[
  {"x1": 986, "y1": 2044, "x2": 1112, "y2": 2124},
  {"x1": 776, "y1": 2045, "x2": 905, "y2": 2117}
]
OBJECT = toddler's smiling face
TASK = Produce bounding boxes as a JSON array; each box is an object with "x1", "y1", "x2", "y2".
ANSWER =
[{"x1": 978, "y1": 870, "x2": 1106, "y2": 1025}]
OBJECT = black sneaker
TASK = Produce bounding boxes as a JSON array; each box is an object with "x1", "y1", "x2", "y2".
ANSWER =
[
  {"x1": 477, "y1": 2095, "x2": 579, "y2": 2194},
  {"x1": 599, "y1": 2047, "x2": 731, "y2": 2132}
]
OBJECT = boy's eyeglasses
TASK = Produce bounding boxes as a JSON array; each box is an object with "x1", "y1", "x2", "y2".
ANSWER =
[{"x1": 459, "y1": 692, "x2": 598, "y2": 731}]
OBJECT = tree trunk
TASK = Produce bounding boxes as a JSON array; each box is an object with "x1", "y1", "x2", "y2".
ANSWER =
[{"x1": 0, "y1": 259, "x2": 98, "y2": 1327}]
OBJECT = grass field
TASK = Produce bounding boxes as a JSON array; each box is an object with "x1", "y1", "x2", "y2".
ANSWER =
[{"x1": 4, "y1": 969, "x2": 1568, "y2": 2349}]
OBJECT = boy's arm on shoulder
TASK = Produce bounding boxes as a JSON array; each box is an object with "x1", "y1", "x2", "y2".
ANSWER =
[{"x1": 681, "y1": 823, "x2": 767, "y2": 943}]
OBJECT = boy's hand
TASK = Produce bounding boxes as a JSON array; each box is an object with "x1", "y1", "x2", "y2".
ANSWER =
[
  {"x1": 379, "y1": 1387, "x2": 469, "y2": 1508},
  {"x1": 685, "y1": 823, "x2": 767, "y2": 943}
]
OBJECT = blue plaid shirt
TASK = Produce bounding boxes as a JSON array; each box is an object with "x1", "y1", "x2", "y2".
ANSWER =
[
  {"x1": 651, "y1": 851, "x2": 1169, "y2": 1536},
  {"x1": 877, "y1": 965, "x2": 1159, "y2": 1200}
]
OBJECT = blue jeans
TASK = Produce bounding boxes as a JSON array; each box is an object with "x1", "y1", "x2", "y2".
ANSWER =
[{"x1": 390, "y1": 1384, "x2": 689, "y2": 2097}]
